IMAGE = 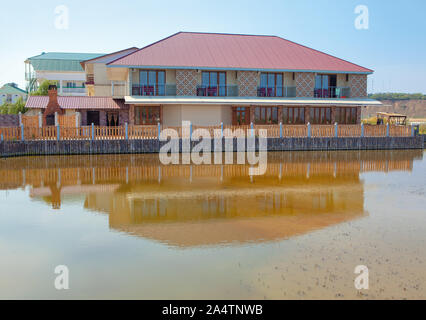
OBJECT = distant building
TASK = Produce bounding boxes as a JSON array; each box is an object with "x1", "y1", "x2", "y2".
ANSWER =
[
  {"x1": 25, "y1": 52, "x2": 104, "y2": 96},
  {"x1": 0, "y1": 83, "x2": 27, "y2": 104}
]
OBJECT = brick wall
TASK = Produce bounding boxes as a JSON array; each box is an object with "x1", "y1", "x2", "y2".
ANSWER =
[
  {"x1": 349, "y1": 74, "x2": 367, "y2": 98},
  {"x1": 176, "y1": 70, "x2": 198, "y2": 96},
  {"x1": 295, "y1": 73, "x2": 315, "y2": 97},
  {"x1": 237, "y1": 71, "x2": 258, "y2": 96},
  {"x1": 0, "y1": 115, "x2": 19, "y2": 127}
]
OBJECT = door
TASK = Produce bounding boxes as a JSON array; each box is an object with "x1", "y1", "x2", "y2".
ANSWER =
[{"x1": 87, "y1": 111, "x2": 100, "y2": 126}]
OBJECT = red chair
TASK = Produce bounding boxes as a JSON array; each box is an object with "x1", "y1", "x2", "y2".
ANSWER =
[
  {"x1": 258, "y1": 88, "x2": 266, "y2": 97},
  {"x1": 208, "y1": 87, "x2": 217, "y2": 96}
]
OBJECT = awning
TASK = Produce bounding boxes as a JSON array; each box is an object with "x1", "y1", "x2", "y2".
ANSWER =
[{"x1": 125, "y1": 96, "x2": 382, "y2": 106}]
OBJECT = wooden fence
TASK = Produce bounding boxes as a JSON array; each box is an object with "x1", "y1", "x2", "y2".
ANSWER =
[{"x1": 0, "y1": 124, "x2": 414, "y2": 142}]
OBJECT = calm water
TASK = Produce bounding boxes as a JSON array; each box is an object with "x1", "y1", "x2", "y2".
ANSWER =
[{"x1": 0, "y1": 150, "x2": 425, "y2": 299}]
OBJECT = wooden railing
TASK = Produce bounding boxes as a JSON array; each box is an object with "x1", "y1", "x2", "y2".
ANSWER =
[{"x1": 0, "y1": 124, "x2": 415, "y2": 141}]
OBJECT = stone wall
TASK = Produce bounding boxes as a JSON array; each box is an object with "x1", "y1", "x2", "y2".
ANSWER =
[
  {"x1": 295, "y1": 73, "x2": 315, "y2": 97},
  {"x1": 0, "y1": 115, "x2": 19, "y2": 127},
  {"x1": 1, "y1": 136, "x2": 423, "y2": 158},
  {"x1": 176, "y1": 70, "x2": 198, "y2": 96},
  {"x1": 237, "y1": 71, "x2": 258, "y2": 96}
]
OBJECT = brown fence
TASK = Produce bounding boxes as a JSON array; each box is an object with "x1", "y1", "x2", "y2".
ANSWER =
[{"x1": 0, "y1": 124, "x2": 414, "y2": 141}]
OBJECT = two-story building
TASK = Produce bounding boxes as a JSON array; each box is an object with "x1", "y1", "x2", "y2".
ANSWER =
[
  {"x1": 25, "y1": 52, "x2": 104, "y2": 95},
  {"x1": 25, "y1": 32, "x2": 381, "y2": 126},
  {"x1": 106, "y1": 32, "x2": 381, "y2": 126}
]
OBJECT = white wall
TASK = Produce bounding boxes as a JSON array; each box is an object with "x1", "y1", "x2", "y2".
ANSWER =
[{"x1": 162, "y1": 104, "x2": 232, "y2": 126}]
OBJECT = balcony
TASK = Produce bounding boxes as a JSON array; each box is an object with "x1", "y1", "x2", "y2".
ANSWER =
[
  {"x1": 257, "y1": 86, "x2": 296, "y2": 98},
  {"x1": 196, "y1": 85, "x2": 238, "y2": 97},
  {"x1": 61, "y1": 86, "x2": 86, "y2": 94},
  {"x1": 132, "y1": 84, "x2": 176, "y2": 96},
  {"x1": 314, "y1": 87, "x2": 350, "y2": 98}
]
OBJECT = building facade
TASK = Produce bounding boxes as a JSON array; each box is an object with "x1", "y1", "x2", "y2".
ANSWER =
[
  {"x1": 0, "y1": 83, "x2": 27, "y2": 104},
  {"x1": 25, "y1": 52, "x2": 104, "y2": 96},
  {"x1": 26, "y1": 32, "x2": 381, "y2": 126}
]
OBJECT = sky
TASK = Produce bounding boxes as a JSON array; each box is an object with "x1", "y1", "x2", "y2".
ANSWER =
[{"x1": 0, "y1": 0, "x2": 425, "y2": 93}]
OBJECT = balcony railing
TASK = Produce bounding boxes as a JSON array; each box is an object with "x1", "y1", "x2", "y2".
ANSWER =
[
  {"x1": 196, "y1": 85, "x2": 238, "y2": 97},
  {"x1": 61, "y1": 86, "x2": 86, "y2": 94},
  {"x1": 132, "y1": 84, "x2": 176, "y2": 96},
  {"x1": 257, "y1": 86, "x2": 296, "y2": 98},
  {"x1": 314, "y1": 87, "x2": 350, "y2": 98}
]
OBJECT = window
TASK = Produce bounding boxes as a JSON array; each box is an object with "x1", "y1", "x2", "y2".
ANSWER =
[
  {"x1": 232, "y1": 107, "x2": 250, "y2": 125},
  {"x1": 254, "y1": 106, "x2": 279, "y2": 124},
  {"x1": 66, "y1": 82, "x2": 77, "y2": 88},
  {"x1": 335, "y1": 107, "x2": 358, "y2": 124},
  {"x1": 200, "y1": 71, "x2": 226, "y2": 96},
  {"x1": 282, "y1": 107, "x2": 305, "y2": 124},
  {"x1": 138, "y1": 70, "x2": 165, "y2": 95},
  {"x1": 309, "y1": 107, "x2": 332, "y2": 124},
  {"x1": 135, "y1": 106, "x2": 161, "y2": 125},
  {"x1": 314, "y1": 74, "x2": 337, "y2": 98},
  {"x1": 259, "y1": 73, "x2": 284, "y2": 97},
  {"x1": 106, "y1": 112, "x2": 119, "y2": 127}
]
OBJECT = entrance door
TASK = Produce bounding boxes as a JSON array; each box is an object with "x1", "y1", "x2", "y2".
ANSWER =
[
  {"x1": 87, "y1": 111, "x2": 100, "y2": 126},
  {"x1": 233, "y1": 107, "x2": 250, "y2": 125}
]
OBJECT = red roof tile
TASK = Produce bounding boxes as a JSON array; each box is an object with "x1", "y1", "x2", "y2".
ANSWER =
[
  {"x1": 108, "y1": 32, "x2": 373, "y2": 73},
  {"x1": 26, "y1": 96, "x2": 125, "y2": 109}
]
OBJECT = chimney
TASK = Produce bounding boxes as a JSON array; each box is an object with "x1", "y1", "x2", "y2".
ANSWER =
[{"x1": 43, "y1": 84, "x2": 64, "y2": 126}]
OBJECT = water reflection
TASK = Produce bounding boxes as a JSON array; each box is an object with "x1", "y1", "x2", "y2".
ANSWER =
[{"x1": 0, "y1": 150, "x2": 422, "y2": 247}]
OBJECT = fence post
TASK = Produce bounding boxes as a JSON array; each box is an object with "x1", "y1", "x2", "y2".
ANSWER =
[
  {"x1": 386, "y1": 123, "x2": 390, "y2": 137},
  {"x1": 361, "y1": 123, "x2": 364, "y2": 137},
  {"x1": 157, "y1": 122, "x2": 161, "y2": 140},
  {"x1": 221, "y1": 122, "x2": 224, "y2": 138},
  {"x1": 91, "y1": 123, "x2": 95, "y2": 141},
  {"x1": 280, "y1": 122, "x2": 283, "y2": 138},
  {"x1": 18, "y1": 112, "x2": 22, "y2": 126},
  {"x1": 1, "y1": 133, "x2": 3, "y2": 142},
  {"x1": 307, "y1": 122, "x2": 311, "y2": 138},
  {"x1": 411, "y1": 124, "x2": 415, "y2": 137},
  {"x1": 20, "y1": 124, "x2": 24, "y2": 141},
  {"x1": 54, "y1": 112, "x2": 58, "y2": 127},
  {"x1": 125, "y1": 122, "x2": 129, "y2": 140},
  {"x1": 38, "y1": 112, "x2": 43, "y2": 128},
  {"x1": 189, "y1": 122, "x2": 193, "y2": 141},
  {"x1": 334, "y1": 122, "x2": 338, "y2": 138},
  {"x1": 251, "y1": 122, "x2": 254, "y2": 137},
  {"x1": 57, "y1": 125, "x2": 60, "y2": 141}
]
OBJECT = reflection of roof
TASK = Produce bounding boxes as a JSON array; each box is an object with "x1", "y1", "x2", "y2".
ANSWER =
[
  {"x1": 25, "y1": 96, "x2": 125, "y2": 109},
  {"x1": 27, "y1": 52, "x2": 104, "y2": 72},
  {"x1": 117, "y1": 211, "x2": 364, "y2": 248},
  {"x1": 109, "y1": 32, "x2": 373, "y2": 73}
]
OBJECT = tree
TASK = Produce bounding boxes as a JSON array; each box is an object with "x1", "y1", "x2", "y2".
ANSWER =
[
  {"x1": 0, "y1": 97, "x2": 27, "y2": 114},
  {"x1": 30, "y1": 80, "x2": 55, "y2": 96}
]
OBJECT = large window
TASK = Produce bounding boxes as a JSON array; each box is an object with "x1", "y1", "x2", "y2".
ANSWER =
[
  {"x1": 310, "y1": 107, "x2": 332, "y2": 124},
  {"x1": 282, "y1": 107, "x2": 305, "y2": 124},
  {"x1": 135, "y1": 106, "x2": 161, "y2": 125},
  {"x1": 335, "y1": 107, "x2": 357, "y2": 124},
  {"x1": 254, "y1": 106, "x2": 279, "y2": 124},
  {"x1": 138, "y1": 70, "x2": 165, "y2": 96},
  {"x1": 259, "y1": 73, "x2": 284, "y2": 97},
  {"x1": 314, "y1": 74, "x2": 337, "y2": 98},
  {"x1": 232, "y1": 107, "x2": 250, "y2": 125},
  {"x1": 199, "y1": 71, "x2": 226, "y2": 96}
]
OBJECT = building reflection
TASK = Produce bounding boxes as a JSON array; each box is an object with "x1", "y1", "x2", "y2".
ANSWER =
[{"x1": 0, "y1": 150, "x2": 422, "y2": 247}]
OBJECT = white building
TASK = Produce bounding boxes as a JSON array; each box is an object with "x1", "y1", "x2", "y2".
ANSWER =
[
  {"x1": 0, "y1": 83, "x2": 27, "y2": 104},
  {"x1": 25, "y1": 52, "x2": 104, "y2": 96}
]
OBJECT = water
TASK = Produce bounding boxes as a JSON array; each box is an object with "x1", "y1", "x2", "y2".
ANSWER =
[{"x1": 0, "y1": 150, "x2": 425, "y2": 299}]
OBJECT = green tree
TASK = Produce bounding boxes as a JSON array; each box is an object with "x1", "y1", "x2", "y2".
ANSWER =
[
  {"x1": 30, "y1": 80, "x2": 55, "y2": 96},
  {"x1": 0, "y1": 97, "x2": 27, "y2": 114}
]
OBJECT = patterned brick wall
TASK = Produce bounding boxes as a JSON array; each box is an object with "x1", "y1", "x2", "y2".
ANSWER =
[
  {"x1": 295, "y1": 73, "x2": 315, "y2": 97},
  {"x1": 349, "y1": 74, "x2": 367, "y2": 98},
  {"x1": 176, "y1": 70, "x2": 198, "y2": 96},
  {"x1": 237, "y1": 71, "x2": 258, "y2": 97}
]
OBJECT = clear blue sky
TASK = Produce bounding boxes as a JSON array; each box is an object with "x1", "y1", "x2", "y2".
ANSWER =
[{"x1": 1, "y1": 0, "x2": 425, "y2": 93}]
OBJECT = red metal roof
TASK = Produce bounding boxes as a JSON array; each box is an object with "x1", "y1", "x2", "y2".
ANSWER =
[
  {"x1": 108, "y1": 32, "x2": 373, "y2": 73},
  {"x1": 25, "y1": 96, "x2": 125, "y2": 109}
]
